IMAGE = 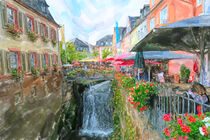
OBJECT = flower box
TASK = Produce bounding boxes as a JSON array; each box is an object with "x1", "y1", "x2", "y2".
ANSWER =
[
  {"x1": 5, "y1": 24, "x2": 23, "y2": 38},
  {"x1": 28, "y1": 31, "x2": 39, "y2": 42}
]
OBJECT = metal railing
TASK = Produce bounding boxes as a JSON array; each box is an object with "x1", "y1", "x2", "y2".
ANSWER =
[{"x1": 142, "y1": 84, "x2": 210, "y2": 139}]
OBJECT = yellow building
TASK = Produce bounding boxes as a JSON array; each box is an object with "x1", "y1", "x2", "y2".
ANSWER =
[{"x1": 0, "y1": 0, "x2": 60, "y2": 76}]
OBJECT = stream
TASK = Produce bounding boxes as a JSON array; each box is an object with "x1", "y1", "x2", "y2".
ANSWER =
[{"x1": 62, "y1": 80, "x2": 113, "y2": 140}]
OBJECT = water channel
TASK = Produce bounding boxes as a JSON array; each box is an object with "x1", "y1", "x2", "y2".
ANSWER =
[{"x1": 63, "y1": 80, "x2": 113, "y2": 140}]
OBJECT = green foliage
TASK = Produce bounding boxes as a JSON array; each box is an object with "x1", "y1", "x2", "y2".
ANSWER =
[
  {"x1": 110, "y1": 79, "x2": 137, "y2": 140},
  {"x1": 180, "y1": 64, "x2": 190, "y2": 82},
  {"x1": 67, "y1": 71, "x2": 77, "y2": 77},
  {"x1": 102, "y1": 48, "x2": 112, "y2": 59},
  {"x1": 53, "y1": 64, "x2": 58, "y2": 72},
  {"x1": 59, "y1": 41, "x2": 88, "y2": 64},
  {"x1": 11, "y1": 68, "x2": 23, "y2": 82},
  {"x1": 91, "y1": 49, "x2": 99, "y2": 58},
  {"x1": 43, "y1": 65, "x2": 49, "y2": 73},
  {"x1": 31, "y1": 67, "x2": 40, "y2": 77}
]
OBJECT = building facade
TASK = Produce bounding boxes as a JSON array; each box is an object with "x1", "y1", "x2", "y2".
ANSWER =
[
  {"x1": 71, "y1": 38, "x2": 90, "y2": 53},
  {"x1": 95, "y1": 35, "x2": 113, "y2": 59},
  {"x1": 0, "y1": 0, "x2": 60, "y2": 77}
]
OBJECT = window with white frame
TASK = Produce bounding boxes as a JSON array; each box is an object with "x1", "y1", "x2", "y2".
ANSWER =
[
  {"x1": 197, "y1": 0, "x2": 202, "y2": 6},
  {"x1": 160, "y1": 6, "x2": 168, "y2": 24},
  {"x1": 150, "y1": 17, "x2": 155, "y2": 30},
  {"x1": 7, "y1": 7, "x2": 15, "y2": 25},
  {"x1": 152, "y1": 0, "x2": 155, "y2": 6},
  {"x1": 10, "y1": 52, "x2": 18, "y2": 69},
  {"x1": 31, "y1": 53, "x2": 35, "y2": 68},
  {"x1": 27, "y1": 17, "x2": 33, "y2": 32}
]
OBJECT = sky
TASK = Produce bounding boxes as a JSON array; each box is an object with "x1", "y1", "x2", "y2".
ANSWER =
[{"x1": 46, "y1": 0, "x2": 149, "y2": 45}]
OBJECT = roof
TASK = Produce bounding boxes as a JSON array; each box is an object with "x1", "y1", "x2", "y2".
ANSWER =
[
  {"x1": 96, "y1": 35, "x2": 113, "y2": 46},
  {"x1": 128, "y1": 16, "x2": 140, "y2": 30},
  {"x1": 18, "y1": 0, "x2": 57, "y2": 25},
  {"x1": 71, "y1": 38, "x2": 90, "y2": 49},
  {"x1": 124, "y1": 51, "x2": 197, "y2": 60}
]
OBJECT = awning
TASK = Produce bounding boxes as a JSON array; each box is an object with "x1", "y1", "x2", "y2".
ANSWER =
[
  {"x1": 123, "y1": 51, "x2": 197, "y2": 60},
  {"x1": 115, "y1": 54, "x2": 131, "y2": 61},
  {"x1": 131, "y1": 14, "x2": 210, "y2": 52}
]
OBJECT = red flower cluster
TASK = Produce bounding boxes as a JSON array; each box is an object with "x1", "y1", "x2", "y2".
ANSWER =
[
  {"x1": 202, "y1": 125, "x2": 207, "y2": 136},
  {"x1": 115, "y1": 74, "x2": 156, "y2": 112},
  {"x1": 163, "y1": 114, "x2": 171, "y2": 121},
  {"x1": 5, "y1": 23, "x2": 23, "y2": 37},
  {"x1": 164, "y1": 127, "x2": 170, "y2": 136}
]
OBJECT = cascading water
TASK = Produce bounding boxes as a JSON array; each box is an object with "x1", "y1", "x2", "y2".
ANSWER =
[{"x1": 80, "y1": 81, "x2": 113, "y2": 138}]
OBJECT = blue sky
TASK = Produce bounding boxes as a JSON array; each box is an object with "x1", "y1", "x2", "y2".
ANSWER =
[{"x1": 46, "y1": 0, "x2": 149, "y2": 45}]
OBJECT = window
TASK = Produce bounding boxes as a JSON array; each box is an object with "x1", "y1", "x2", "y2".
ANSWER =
[
  {"x1": 40, "y1": 23, "x2": 45, "y2": 37},
  {"x1": 152, "y1": 0, "x2": 155, "y2": 6},
  {"x1": 150, "y1": 17, "x2": 155, "y2": 30},
  {"x1": 197, "y1": 0, "x2": 202, "y2": 6},
  {"x1": 10, "y1": 52, "x2": 18, "y2": 69},
  {"x1": 51, "y1": 28, "x2": 56, "y2": 40},
  {"x1": 27, "y1": 17, "x2": 33, "y2": 32},
  {"x1": 7, "y1": 7, "x2": 15, "y2": 25},
  {"x1": 44, "y1": 54, "x2": 47, "y2": 66},
  {"x1": 31, "y1": 53, "x2": 35, "y2": 68},
  {"x1": 160, "y1": 7, "x2": 168, "y2": 24}
]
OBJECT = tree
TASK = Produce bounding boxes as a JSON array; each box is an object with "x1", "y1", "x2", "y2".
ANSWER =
[
  {"x1": 60, "y1": 41, "x2": 88, "y2": 64},
  {"x1": 92, "y1": 49, "x2": 99, "y2": 58},
  {"x1": 102, "y1": 48, "x2": 112, "y2": 59}
]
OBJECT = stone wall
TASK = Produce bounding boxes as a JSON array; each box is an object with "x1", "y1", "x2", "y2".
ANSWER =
[
  {"x1": 120, "y1": 89, "x2": 163, "y2": 140},
  {"x1": 0, "y1": 72, "x2": 68, "y2": 139}
]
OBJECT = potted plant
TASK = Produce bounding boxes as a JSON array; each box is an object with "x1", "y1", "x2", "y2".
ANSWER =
[
  {"x1": 43, "y1": 65, "x2": 49, "y2": 73},
  {"x1": 31, "y1": 67, "x2": 40, "y2": 78},
  {"x1": 5, "y1": 23, "x2": 23, "y2": 38},
  {"x1": 41, "y1": 36, "x2": 49, "y2": 43},
  {"x1": 51, "y1": 39, "x2": 57, "y2": 46},
  {"x1": 28, "y1": 31, "x2": 39, "y2": 42},
  {"x1": 11, "y1": 67, "x2": 24, "y2": 82},
  {"x1": 180, "y1": 64, "x2": 191, "y2": 83}
]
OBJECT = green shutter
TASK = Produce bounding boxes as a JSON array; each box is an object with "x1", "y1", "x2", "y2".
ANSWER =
[
  {"x1": 41, "y1": 54, "x2": 44, "y2": 68},
  {"x1": 0, "y1": 50, "x2": 2, "y2": 74},
  {"x1": 24, "y1": 14, "x2": 28, "y2": 34},
  {"x1": 6, "y1": 51, "x2": 11, "y2": 74},
  {"x1": 34, "y1": 20, "x2": 38, "y2": 34},
  {"x1": 37, "y1": 53, "x2": 40, "y2": 69},
  {"x1": 0, "y1": 1, "x2": 7, "y2": 28},
  {"x1": 21, "y1": 52, "x2": 26, "y2": 72},
  {"x1": 27, "y1": 53, "x2": 31, "y2": 71},
  {"x1": 18, "y1": 11, "x2": 23, "y2": 29},
  {"x1": 46, "y1": 26, "x2": 49, "y2": 38}
]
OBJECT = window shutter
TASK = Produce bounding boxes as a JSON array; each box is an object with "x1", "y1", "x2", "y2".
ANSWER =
[
  {"x1": 1, "y1": 1, "x2": 7, "y2": 27},
  {"x1": 46, "y1": 26, "x2": 49, "y2": 38},
  {"x1": 37, "y1": 53, "x2": 40, "y2": 69},
  {"x1": 27, "y1": 53, "x2": 31, "y2": 71},
  {"x1": 6, "y1": 51, "x2": 11, "y2": 74},
  {"x1": 48, "y1": 54, "x2": 51, "y2": 67},
  {"x1": 21, "y1": 52, "x2": 26, "y2": 72},
  {"x1": 18, "y1": 11, "x2": 23, "y2": 29},
  {"x1": 41, "y1": 54, "x2": 44, "y2": 68},
  {"x1": 0, "y1": 50, "x2": 2, "y2": 74},
  {"x1": 34, "y1": 20, "x2": 38, "y2": 34},
  {"x1": 56, "y1": 55, "x2": 59, "y2": 65},
  {"x1": 39, "y1": 22, "x2": 41, "y2": 36},
  {"x1": 49, "y1": 28, "x2": 52, "y2": 40},
  {"x1": 55, "y1": 29, "x2": 58, "y2": 41},
  {"x1": 24, "y1": 14, "x2": 28, "y2": 34}
]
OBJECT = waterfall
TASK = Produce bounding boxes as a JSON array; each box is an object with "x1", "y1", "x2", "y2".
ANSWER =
[{"x1": 80, "y1": 81, "x2": 113, "y2": 137}]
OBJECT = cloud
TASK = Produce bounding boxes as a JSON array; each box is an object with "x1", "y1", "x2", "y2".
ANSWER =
[{"x1": 46, "y1": 0, "x2": 149, "y2": 45}]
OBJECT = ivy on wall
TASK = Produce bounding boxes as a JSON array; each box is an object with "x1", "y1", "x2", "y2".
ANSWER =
[{"x1": 110, "y1": 79, "x2": 136, "y2": 140}]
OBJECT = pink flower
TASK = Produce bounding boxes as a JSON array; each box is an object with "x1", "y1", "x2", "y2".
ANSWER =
[
  {"x1": 164, "y1": 127, "x2": 170, "y2": 136},
  {"x1": 184, "y1": 136, "x2": 188, "y2": 140}
]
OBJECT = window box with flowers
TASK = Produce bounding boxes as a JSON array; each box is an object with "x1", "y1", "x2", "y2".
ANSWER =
[
  {"x1": 11, "y1": 67, "x2": 24, "y2": 82},
  {"x1": 41, "y1": 36, "x2": 49, "y2": 43},
  {"x1": 51, "y1": 39, "x2": 57, "y2": 46},
  {"x1": 28, "y1": 31, "x2": 39, "y2": 42},
  {"x1": 5, "y1": 23, "x2": 23, "y2": 38}
]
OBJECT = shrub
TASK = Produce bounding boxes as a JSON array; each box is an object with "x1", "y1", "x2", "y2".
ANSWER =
[
  {"x1": 180, "y1": 64, "x2": 190, "y2": 82},
  {"x1": 31, "y1": 67, "x2": 40, "y2": 77}
]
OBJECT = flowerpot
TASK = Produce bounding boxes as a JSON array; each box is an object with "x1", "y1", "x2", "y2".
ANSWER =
[{"x1": 174, "y1": 74, "x2": 180, "y2": 83}]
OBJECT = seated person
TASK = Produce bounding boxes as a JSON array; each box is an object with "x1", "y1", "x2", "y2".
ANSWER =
[{"x1": 187, "y1": 82, "x2": 209, "y2": 104}]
